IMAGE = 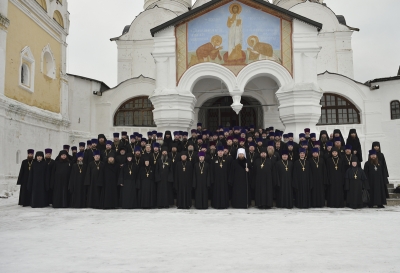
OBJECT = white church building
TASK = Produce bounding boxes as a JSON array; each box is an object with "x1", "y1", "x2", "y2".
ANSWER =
[{"x1": 0, "y1": 0, "x2": 399, "y2": 191}]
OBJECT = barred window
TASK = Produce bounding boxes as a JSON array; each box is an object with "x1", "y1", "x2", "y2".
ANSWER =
[
  {"x1": 114, "y1": 97, "x2": 155, "y2": 127},
  {"x1": 391, "y1": 100, "x2": 400, "y2": 120},
  {"x1": 318, "y1": 93, "x2": 360, "y2": 125}
]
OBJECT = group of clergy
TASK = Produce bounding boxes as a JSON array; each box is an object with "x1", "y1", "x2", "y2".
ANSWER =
[{"x1": 17, "y1": 124, "x2": 390, "y2": 210}]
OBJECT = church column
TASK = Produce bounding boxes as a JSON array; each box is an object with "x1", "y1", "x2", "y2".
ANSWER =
[
  {"x1": 0, "y1": 0, "x2": 10, "y2": 96},
  {"x1": 150, "y1": 29, "x2": 196, "y2": 133},
  {"x1": 276, "y1": 21, "x2": 322, "y2": 138}
]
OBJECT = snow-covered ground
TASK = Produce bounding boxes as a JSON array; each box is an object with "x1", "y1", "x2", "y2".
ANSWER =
[{"x1": 1, "y1": 193, "x2": 399, "y2": 273}]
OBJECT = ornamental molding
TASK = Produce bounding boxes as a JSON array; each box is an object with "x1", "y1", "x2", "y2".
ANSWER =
[{"x1": 0, "y1": 13, "x2": 10, "y2": 30}]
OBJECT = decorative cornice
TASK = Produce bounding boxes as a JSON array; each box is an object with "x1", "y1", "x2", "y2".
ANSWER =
[{"x1": 0, "y1": 13, "x2": 10, "y2": 30}]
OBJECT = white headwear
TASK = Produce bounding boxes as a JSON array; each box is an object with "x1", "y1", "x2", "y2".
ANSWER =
[{"x1": 237, "y1": 148, "x2": 246, "y2": 159}]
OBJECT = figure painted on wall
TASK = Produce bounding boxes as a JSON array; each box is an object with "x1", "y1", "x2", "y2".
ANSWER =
[
  {"x1": 190, "y1": 35, "x2": 223, "y2": 66},
  {"x1": 225, "y1": 3, "x2": 246, "y2": 65}
]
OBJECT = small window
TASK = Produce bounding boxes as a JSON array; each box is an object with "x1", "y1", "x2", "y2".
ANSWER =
[
  {"x1": 53, "y1": 10, "x2": 64, "y2": 28},
  {"x1": 391, "y1": 100, "x2": 400, "y2": 120},
  {"x1": 19, "y1": 46, "x2": 35, "y2": 93},
  {"x1": 114, "y1": 96, "x2": 155, "y2": 127},
  {"x1": 41, "y1": 44, "x2": 56, "y2": 79},
  {"x1": 318, "y1": 93, "x2": 360, "y2": 125}
]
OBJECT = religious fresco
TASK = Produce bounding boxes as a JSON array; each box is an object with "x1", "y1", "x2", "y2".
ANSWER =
[{"x1": 176, "y1": 0, "x2": 293, "y2": 83}]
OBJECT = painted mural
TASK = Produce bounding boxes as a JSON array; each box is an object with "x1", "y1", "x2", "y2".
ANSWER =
[{"x1": 176, "y1": 0, "x2": 293, "y2": 82}]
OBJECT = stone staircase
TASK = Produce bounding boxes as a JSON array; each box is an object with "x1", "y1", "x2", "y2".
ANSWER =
[{"x1": 387, "y1": 183, "x2": 400, "y2": 206}]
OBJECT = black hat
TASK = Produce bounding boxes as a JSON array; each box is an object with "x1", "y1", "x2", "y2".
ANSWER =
[
  {"x1": 161, "y1": 146, "x2": 168, "y2": 152},
  {"x1": 126, "y1": 153, "x2": 134, "y2": 158},
  {"x1": 35, "y1": 151, "x2": 44, "y2": 158},
  {"x1": 351, "y1": 156, "x2": 358, "y2": 163}
]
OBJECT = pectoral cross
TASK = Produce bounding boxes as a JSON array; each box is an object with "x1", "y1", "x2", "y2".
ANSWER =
[
  {"x1": 163, "y1": 164, "x2": 165, "y2": 169},
  {"x1": 354, "y1": 174, "x2": 357, "y2": 179},
  {"x1": 172, "y1": 159, "x2": 175, "y2": 163},
  {"x1": 146, "y1": 173, "x2": 149, "y2": 177},
  {"x1": 129, "y1": 171, "x2": 132, "y2": 175},
  {"x1": 97, "y1": 167, "x2": 99, "y2": 170},
  {"x1": 220, "y1": 163, "x2": 223, "y2": 168},
  {"x1": 154, "y1": 161, "x2": 156, "y2": 165},
  {"x1": 335, "y1": 166, "x2": 338, "y2": 170},
  {"x1": 261, "y1": 164, "x2": 264, "y2": 168},
  {"x1": 80, "y1": 170, "x2": 82, "y2": 173},
  {"x1": 316, "y1": 165, "x2": 318, "y2": 168},
  {"x1": 302, "y1": 167, "x2": 305, "y2": 171},
  {"x1": 201, "y1": 171, "x2": 203, "y2": 174},
  {"x1": 374, "y1": 166, "x2": 377, "y2": 171},
  {"x1": 251, "y1": 159, "x2": 253, "y2": 163},
  {"x1": 285, "y1": 167, "x2": 288, "y2": 171},
  {"x1": 183, "y1": 167, "x2": 186, "y2": 172}
]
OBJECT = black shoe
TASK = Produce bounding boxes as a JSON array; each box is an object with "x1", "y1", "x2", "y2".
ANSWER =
[{"x1": 378, "y1": 205, "x2": 385, "y2": 208}]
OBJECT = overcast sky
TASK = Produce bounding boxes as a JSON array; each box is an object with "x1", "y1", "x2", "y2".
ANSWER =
[{"x1": 66, "y1": 0, "x2": 400, "y2": 87}]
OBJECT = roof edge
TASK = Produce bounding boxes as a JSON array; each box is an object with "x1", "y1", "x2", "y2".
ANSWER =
[
  {"x1": 67, "y1": 73, "x2": 110, "y2": 89},
  {"x1": 102, "y1": 75, "x2": 156, "y2": 93}
]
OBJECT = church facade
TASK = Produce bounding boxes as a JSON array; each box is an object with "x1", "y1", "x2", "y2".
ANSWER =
[{"x1": 0, "y1": 0, "x2": 399, "y2": 191}]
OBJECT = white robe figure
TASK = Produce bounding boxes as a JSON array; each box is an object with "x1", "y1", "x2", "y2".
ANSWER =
[{"x1": 228, "y1": 14, "x2": 243, "y2": 56}]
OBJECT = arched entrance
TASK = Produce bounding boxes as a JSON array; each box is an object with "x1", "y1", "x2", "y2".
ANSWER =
[{"x1": 197, "y1": 96, "x2": 263, "y2": 131}]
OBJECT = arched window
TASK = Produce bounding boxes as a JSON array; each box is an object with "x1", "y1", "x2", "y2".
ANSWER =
[
  {"x1": 53, "y1": 10, "x2": 64, "y2": 28},
  {"x1": 19, "y1": 46, "x2": 35, "y2": 92},
  {"x1": 114, "y1": 96, "x2": 155, "y2": 127},
  {"x1": 318, "y1": 93, "x2": 360, "y2": 125},
  {"x1": 41, "y1": 44, "x2": 56, "y2": 79},
  {"x1": 391, "y1": 100, "x2": 400, "y2": 120},
  {"x1": 35, "y1": 0, "x2": 47, "y2": 11}
]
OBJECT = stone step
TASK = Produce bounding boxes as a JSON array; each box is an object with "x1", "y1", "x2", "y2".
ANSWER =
[
  {"x1": 388, "y1": 189, "x2": 395, "y2": 193},
  {"x1": 389, "y1": 193, "x2": 400, "y2": 199},
  {"x1": 387, "y1": 183, "x2": 394, "y2": 189},
  {"x1": 387, "y1": 199, "x2": 400, "y2": 206}
]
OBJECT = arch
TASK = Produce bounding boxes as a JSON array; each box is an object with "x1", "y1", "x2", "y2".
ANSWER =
[
  {"x1": 19, "y1": 46, "x2": 35, "y2": 92},
  {"x1": 237, "y1": 60, "x2": 294, "y2": 91},
  {"x1": 178, "y1": 62, "x2": 237, "y2": 94},
  {"x1": 318, "y1": 93, "x2": 360, "y2": 125},
  {"x1": 53, "y1": 10, "x2": 64, "y2": 28},
  {"x1": 36, "y1": 0, "x2": 47, "y2": 11},
  {"x1": 113, "y1": 96, "x2": 156, "y2": 127},
  {"x1": 391, "y1": 100, "x2": 400, "y2": 120},
  {"x1": 41, "y1": 44, "x2": 56, "y2": 79}
]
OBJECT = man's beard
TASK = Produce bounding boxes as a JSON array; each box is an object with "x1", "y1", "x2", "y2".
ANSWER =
[
  {"x1": 78, "y1": 161, "x2": 83, "y2": 165},
  {"x1": 157, "y1": 140, "x2": 164, "y2": 145},
  {"x1": 321, "y1": 136, "x2": 327, "y2": 142},
  {"x1": 267, "y1": 148, "x2": 274, "y2": 156},
  {"x1": 369, "y1": 157, "x2": 379, "y2": 165}
]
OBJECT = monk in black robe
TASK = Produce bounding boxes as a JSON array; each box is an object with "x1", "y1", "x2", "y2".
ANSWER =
[
  {"x1": 44, "y1": 148, "x2": 55, "y2": 205},
  {"x1": 17, "y1": 149, "x2": 34, "y2": 207},
  {"x1": 119, "y1": 153, "x2": 140, "y2": 209},
  {"x1": 309, "y1": 148, "x2": 328, "y2": 208},
  {"x1": 68, "y1": 152, "x2": 86, "y2": 208},
  {"x1": 293, "y1": 148, "x2": 312, "y2": 209},
  {"x1": 155, "y1": 147, "x2": 174, "y2": 208},
  {"x1": 28, "y1": 151, "x2": 48, "y2": 208},
  {"x1": 371, "y1": 142, "x2": 389, "y2": 198},
  {"x1": 326, "y1": 147, "x2": 345, "y2": 208},
  {"x1": 346, "y1": 129, "x2": 363, "y2": 164},
  {"x1": 138, "y1": 157, "x2": 156, "y2": 209},
  {"x1": 84, "y1": 150, "x2": 104, "y2": 209},
  {"x1": 193, "y1": 151, "x2": 210, "y2": 209},
  {"x1": 101, "y1": 141, "x2": 114, "y2": 162},
  {"x1": 253, "y1": 148, "x2": 274, "y2": 209},
  {"x1": 100, "y1": 153, "x2": 119, "y2": 209},
  {"x1": 275, "y1": 152, "x2": 294, "y2": 209},
  {"x1": 211, "y1": 146, "x2": 230, "y2": 209},
  {"x1": 51, "y1": 150, "x2": 72, "y2": 208},
  {"x1": 286, "y1": 142, "x2": 299, "y2": 162},
  {"x1": 364, "y1": 150, "x2": 387, "y2": 208},
  {"x1": 345, "y1": 157, "x2": 369, "y2": 209},
  {"x1": 84, "y1": 139, "x2": 98, "y2": 166},
  {"x1": 175, "y1": 152, "x2": 193, "y2": 209},
  {"x1": 230, "y1": 148, "x2": 251, "y2": 208}
]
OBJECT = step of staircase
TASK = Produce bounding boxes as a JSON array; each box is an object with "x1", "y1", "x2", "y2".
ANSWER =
[
  {"x1": 388, "y1": 183, "x2": 394, "y2": 189},
  {"x1": 389, "y1": 193, "x2": 400, "y2": 199},
  {"x1": 387, "y1": 199, "x2": 400, "y2": 206}
]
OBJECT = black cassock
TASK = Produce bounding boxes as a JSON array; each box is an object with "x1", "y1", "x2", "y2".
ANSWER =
[
  {"x1": 17, "y1": 159, "x2": 33, "y2": 207},
  {"x1": 83, "y1": 148, "x2": 97, "y2": 165},
  {"x1": 231, "y1": 158, "x2": 251, "y2": 208},
  {"x1": 345, "y1": 166, "x2": 369, "y2": 209},
  {"x1": 27, "y1": 160, "x2": 48, "y2": 208},
  {"x1": 119, "y1": 162, "x2": 140, "y2": 209},
  {"x1": 211, "y1": 157, "x2": 230, "y2": 209},
  {"x1": 275, "y1": 160, "x2": 294, "y2": 209},
  {"x1": 193, "y1": 161, "x2": 210, "y2": 209},
  {"x1": 309, "y1": 156, "x2": 328, "y2": 208},
  {"x1": 293, "y1": 159, "x2": 312, "y2": 209},
  {"x1": 326, "y1": 156, "x2": 345, "y2": 208},
  {"x1": 155, "y1": 157, "x2": 174, "y2": 207},
  {"x1": 100, "y1": 163, "x2": 119, "y2": 209},
  {"x1": 84, "y1": 160, "x2": 105, "y2": 209},
  {"x1": 51, "y1": 160, "x2": 72, "y2": 208},
  {"x1": 138, "y1": 165, "x2": 156, "y2": 208},
  {"x1": 253, "y1": 157, "x2": 274, "y2": 208},
  {"x1": 68, "y1": 163, "x2": 87, "y2": 208},
  {"x1": 376, "y1": 151, "x2": 390, "y2": 198},
  {"x1": 364, "y1": 161, "x2": 387, "y2": 207},
  {"x1": 175, "y1": 160, "x2": 193, "y2": 209},
  {"x1": 45, "y1": 158, "x2": 55, "y2": 205}
]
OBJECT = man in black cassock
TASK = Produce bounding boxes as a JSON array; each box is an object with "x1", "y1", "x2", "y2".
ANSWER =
[
  {"x1": 84, "y1": 138, "x2": 98, "y2": 166},
  {"x1": 346, "y1": 129, "x2": 363, "y2": 165},
  {"x1": 275, "y1": 151, "x2": 294, "y2": 209},
  {"x1": 193, "y1": 151, "x2": 210, "y2": 209},
  {"x1": 100, "y1": 153, "x2": 119, "y2": 209},
  {"x1": 253, "y1": 147, "x2": 273, "y2": 209},
  {"x1": 84, "y1": 150, "x2": 104, "y2": 209},
  {"x1": 68, "y1": 152, "x2": 86, "y2": 208},
  {"x1": 293, "y1": 148, "x2": 311, "y2": 209},
  {"x1": 309, "y1": 147, "x2": 328, "y2": 208},
  {"x1": 28, "y1": 151, "x2": 48, "y2": 208},
  {"x1": 371, "y1": 141, "x2": 389, "y2": 198},
  {"x1": 138, "y1": 156, "x2": 156, "y2": 209},
  {"x1": 101, "y1": 140, "x2": 113, "y2": 162},
  {"x1": 155, "y1": 147, "x2": 174, "y2": 208},
  {"x1": 44, "y1": 148, "x2": 55, "y2": 205},
  {"x1": 211, "y1": 146, "x2": 230, "y2": 209},
  {"x1": 17, "y1": 149, "x2": 34, "y2": 207},
  {"x1": 174, "y1": 152, "x2": 193, "y2": 209},
  {"x1": 231, "y1": 148, "x2": 250, "y2": 208},
  {"x1": 326, "y1": 147, "x2": 345, "y2": 208},
  {"x1": 51, "y1": 150, "x2": 72, "y2": 208},
  {"x1": 116, "y1": 147, "x2": 127, "y2": 166},
  {"x1": 364, "y1": 150, "x2": 387, "y2": 208},
  {"x1": 345, "y1": 157, "x2": 369, "y2": 209},
  {"x1": 119, "y1": 153, "x2": 140, "y2": 209},
  {"x1": 286, "y1": 141, "x2": 299, "y2": 162}
]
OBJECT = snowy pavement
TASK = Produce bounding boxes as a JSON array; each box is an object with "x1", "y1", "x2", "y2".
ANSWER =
[{"x1": 1, "y1": 194, "x2": 400, "y2": 273}]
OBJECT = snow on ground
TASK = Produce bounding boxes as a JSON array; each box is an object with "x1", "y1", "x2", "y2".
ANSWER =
[{"x1": 1, "y1": 193, "x2": 399, "y2": 273}]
